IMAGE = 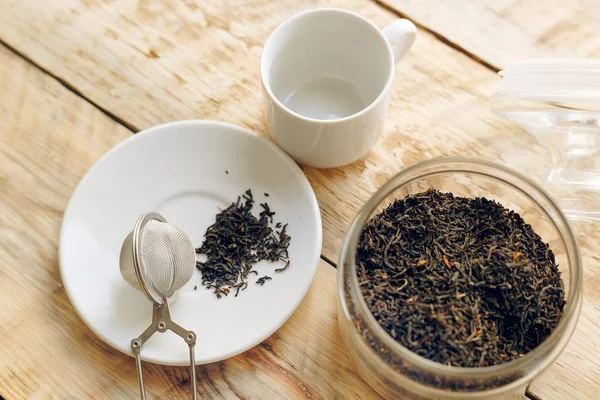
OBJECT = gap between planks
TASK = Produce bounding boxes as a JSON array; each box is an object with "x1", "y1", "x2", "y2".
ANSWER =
[
  {"x1": 0, "y1": 39, "x2": 139, "y2": 132},
  {"x1": 372, "y1": 0, "x2": 500, "y2": 72},
  {"x1": 526, "y1": 391, "x2": 543, "y2": 400},
  {"x1": 525, "y1": 384, "x2": 542, "y2": 400}
]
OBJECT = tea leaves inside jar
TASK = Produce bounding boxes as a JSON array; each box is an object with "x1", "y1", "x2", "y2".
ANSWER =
[{"x1": 356, "y1": 189, "x2": 566, "y2": 368}]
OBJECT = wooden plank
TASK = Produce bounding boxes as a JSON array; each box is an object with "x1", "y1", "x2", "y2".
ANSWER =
[
  {"x1": 0, "y1": 44, "x2": 381, "y2": 400},
  {"x1": 0, "y1": 0, "x2": 598, "y2": 398},
  {"x1": 377, "y1": 0, "x2": 600, "y2": 69}
]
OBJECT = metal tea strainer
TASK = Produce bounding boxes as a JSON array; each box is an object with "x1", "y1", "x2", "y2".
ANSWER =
[{"x1": 119, "y1": 212, "x2": 197, "y2": 400}]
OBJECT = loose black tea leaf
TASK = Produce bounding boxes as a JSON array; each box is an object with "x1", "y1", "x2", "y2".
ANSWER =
[
  {"x1": 196, "y1": 189, "x2": 291, "y2": 298},
  {"x1": 357, "y1": 189, "x2": 565, "y2": 368},
  {"x1": 260, "y1": 203, "x2": 275, "y2": 223},
  {"x1": 264, "y1": 192, "x2": 270, "y2": 197},
  {"x1": 256, "y1": 275, "x2": 272, "y2": 286},
  {"x1": 275, "y1": 261, "x2": 290, "y2": 273}
]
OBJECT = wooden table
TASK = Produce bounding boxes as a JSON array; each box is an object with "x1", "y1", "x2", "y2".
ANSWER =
[{"x1": 0, "y1": 0, "x2": 598, "y2": 398}]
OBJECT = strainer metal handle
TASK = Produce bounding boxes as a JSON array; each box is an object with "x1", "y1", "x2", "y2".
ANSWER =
[
  {"x1": 120, "y1": 212, "x2": 198, "y2": 400},
  {"x1": 131, "y1": 301, "x2": 197, "y2": 400}
]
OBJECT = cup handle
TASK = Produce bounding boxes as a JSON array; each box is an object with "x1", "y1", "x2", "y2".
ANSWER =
[{"x1": 382, "y1": 19, "x2": 417, "y2": 64}]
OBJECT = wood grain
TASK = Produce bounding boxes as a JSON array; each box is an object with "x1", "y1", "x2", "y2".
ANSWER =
[
  {"x1": 378, "y1": 0, "x2": 600, "y2": 69},
  {"x1": 0, "y1": 0, "x2": 598, "y2": 398},
  {"x1": 0, "y1": 44, "x2": 382, "y2": 400}
]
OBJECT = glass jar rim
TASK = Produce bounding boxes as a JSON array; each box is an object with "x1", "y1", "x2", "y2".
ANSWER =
[{"x1": 338, "y1": 156, "x2": 583, "y2": 380}]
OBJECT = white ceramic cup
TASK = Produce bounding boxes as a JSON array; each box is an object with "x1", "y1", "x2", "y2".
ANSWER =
[{"x1": 261, "y1": 8, "x2": 416, "y2": 168}]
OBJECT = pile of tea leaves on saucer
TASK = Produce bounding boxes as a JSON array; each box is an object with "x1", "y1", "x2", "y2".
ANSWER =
[
  {"x1": 356, "y1": 189, "x2": 565, "y2": 367},
  {"x1": 196, "y1": 189, "x2": 291, "y2": 298}
]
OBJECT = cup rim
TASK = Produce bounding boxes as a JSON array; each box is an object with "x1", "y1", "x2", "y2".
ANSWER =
[
  {"x1": 338, "y1": 157, "x2": 583, "y2": 381},
  {"x1": 260, "y1": 8, "x2": 396, "y2": 124}
]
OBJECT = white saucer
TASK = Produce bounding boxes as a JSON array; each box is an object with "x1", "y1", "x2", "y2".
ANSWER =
[{"x1": 59, "y1": 120, "x2": 322, "y2": 365}]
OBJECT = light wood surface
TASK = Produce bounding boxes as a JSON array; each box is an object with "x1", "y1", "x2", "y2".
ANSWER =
[
  {"x1": 0, "y1": 0, "x2": 598, "y2": 398},
  {"x1": 0, "y1": 44, "x2": 381, "y2": 399},
  {"x1": 378, "y1": 0, "x2": 600, "y2": 69}
]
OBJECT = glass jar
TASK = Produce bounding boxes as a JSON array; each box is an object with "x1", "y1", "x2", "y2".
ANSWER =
[
  {"x1": 491, "y1": 60, "x2": 600, "y2": 221},
  {"x1": 337, "y1": 157, "x2": 582, "y2": 399}
]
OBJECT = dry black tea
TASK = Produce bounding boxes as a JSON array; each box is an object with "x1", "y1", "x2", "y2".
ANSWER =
[
  {"x1": 196, "y1": 189, "x2": 291, "y2": 297},
  {"x1": 256, "y1": 275, "x2": 273, "y2": 286},
  {"x1": 356, "y1": 189, "x2": 565, "y2": 368}
]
